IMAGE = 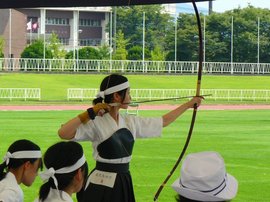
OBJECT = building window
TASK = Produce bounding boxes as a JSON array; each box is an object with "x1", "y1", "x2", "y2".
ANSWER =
[
  {"x1": 80, "y1": 39, "x2": 101, "y2": 46},
  {"x1": 46, "y1": 17, "x2": 69, "y2": 25},
  {"x1": 59, "y1": 38, "x2": 69, "y2": 45},
  {"x1": 79, "y1": 19, "x2": 101, "y2": 27}
]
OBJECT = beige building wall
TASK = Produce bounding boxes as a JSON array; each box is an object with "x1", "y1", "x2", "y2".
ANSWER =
[{"x1": 0, "y1": 9, "x2": 27, "y2": 58}]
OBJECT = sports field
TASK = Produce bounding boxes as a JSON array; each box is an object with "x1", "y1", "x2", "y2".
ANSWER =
[
  {"x1": 1, "y1": 109, "x2": 270, "y2": 202},
  {"x1": 1, "y1": 73, "x2": 270, "y2": 201},
  {"x1": 0, "y1": 73, "x2": 269, "y2": 104}
]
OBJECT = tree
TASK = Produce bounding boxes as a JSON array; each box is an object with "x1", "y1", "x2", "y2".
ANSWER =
[
  {"x1": 21, "y1": 39, "x2": 52, "y2": 58},
  {"x1": 205, "y1": 12, "x2": 232, "y2": 62},
  {"x1": 97, "y1": 45, "x2": 110, "y2": 59},
  {"x1": 47, "y1": 32, "x2": 66, "y2": 59},
  {"x1": 166, "y1": 13, "x2": 198, "y2": 61},
  {"x1": 116, "y1": 5, "x2": 174, "y2": 57},
  {"x1": 151, "y1": 45, "x2": 165, "y2": 61},
  {"x1": 127, "y1": 45, "x2": 151, "y2": 60},
  {"x1": 113, "y1": 30, "x2": 128, "y2": 60},
  {"x1": 165, "y1": 6, "x2": 270, "y2": 63},
  {"x1": 204, "y1": 6, "x2": 270, "y2": 63},
  {"x1": 0, "y1": 36, "x2": 4, "y2": 58},
  {"x1": 65, "y1": 47, "x2": 102, "y2": 59}
]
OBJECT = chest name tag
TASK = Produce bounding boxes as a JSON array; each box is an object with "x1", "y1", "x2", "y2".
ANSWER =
[{"x1": 88, "y1": 170, "x2": 117, "y2": 188}]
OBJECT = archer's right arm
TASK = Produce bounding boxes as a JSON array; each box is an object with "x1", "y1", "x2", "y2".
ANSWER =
[
  {"x1": 58, "y1": 103, "x2": 110, "y2": 140},
  {"x1": 58, "y1": 117, "x2": 82, "y2": 140}
]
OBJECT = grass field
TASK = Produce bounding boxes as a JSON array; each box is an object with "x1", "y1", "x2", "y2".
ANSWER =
[
  {"x1": 1, "y1": 109, "x2": 270, "y2": 202},
  {"x1": 0, "y1": 73, "x2": 269, "y2": 104}
]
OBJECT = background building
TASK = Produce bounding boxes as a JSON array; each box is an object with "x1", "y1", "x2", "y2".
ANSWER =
[{"x1": 0, "y1": 7, "x2": 110, "y2": 58}]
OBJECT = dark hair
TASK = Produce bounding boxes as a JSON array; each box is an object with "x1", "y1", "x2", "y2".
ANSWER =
[
  {"x1": 39, "y1": 141, "x2": 88, "y2": 202},
  {"x1": 93, "y1": 74, "x2": 129, "y2": 105},
  {"x1": 176, "y1": 195, "x2": 227, "y2": 202},
  {"x1": 0, "y1": 139, "x2": 42, "y2": 181}
]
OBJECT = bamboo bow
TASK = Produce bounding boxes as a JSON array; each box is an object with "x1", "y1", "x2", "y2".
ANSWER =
[{"x1": 153, "y1": 0, "x2": 204, "y2": 200}]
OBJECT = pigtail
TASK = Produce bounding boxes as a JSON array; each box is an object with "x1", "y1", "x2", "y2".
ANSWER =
[
  {"x1": 39, "y1": 181, "x2": 51, "y2": 202},
  {"x1": 0, "y1": 162, "x2": 7, "y2": 180},
  {"x1": 76, "y1": 162, "x2": 88, "y2": 201}
]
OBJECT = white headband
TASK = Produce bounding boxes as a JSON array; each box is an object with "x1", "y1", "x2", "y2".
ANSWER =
[
  {"x1": 96, "y1": 81, "x2": 130, "y2": 99},
  {"x1": 39, "y1": 154, "x2": 86, "y2": 189},
  {"x1": 3, "y1": 151, "x2": 42, "y2": 165}
]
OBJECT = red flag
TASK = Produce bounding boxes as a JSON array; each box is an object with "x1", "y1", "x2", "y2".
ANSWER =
[{"x1": 32, "y1": 22, "x2": 39, "y2": 30}]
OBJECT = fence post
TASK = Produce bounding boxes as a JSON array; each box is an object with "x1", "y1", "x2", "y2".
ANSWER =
[
  {"x1": 49, "y1": 59, "x2": 52, "y2": 71},
  {"x1": 24, "y1": 59, "x2": 27, "y2": 71},
  {"x1": 24, "y1": 89, "x2": 27, "y2": 101},
  {"x1": 9, "y1": 89, "x2": 12, "y2": 101},
  {"x1": 240, "y1": 90, "x2": 243, "y2": 102},
  {"x1": 80, "y1": 89, "x2": 83, "y2": 101},
  {"x1": 122, "y1": 61, "x2": 124, "y2": 73}
]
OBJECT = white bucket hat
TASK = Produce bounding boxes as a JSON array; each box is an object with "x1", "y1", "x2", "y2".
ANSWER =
[{"x1": 172, "y1": 151, "x2": 238, "y2": 202}]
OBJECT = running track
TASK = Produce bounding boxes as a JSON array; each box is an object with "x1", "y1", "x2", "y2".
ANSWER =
[{"x1": 0, "y1": 104, "x2": 270, "y2": 111}]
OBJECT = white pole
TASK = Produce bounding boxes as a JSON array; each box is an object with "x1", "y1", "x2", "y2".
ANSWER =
[
  {"x1": 174, "y1": 14, "x2": 177, "y2": 61},
  {"x1": 43, "y1": 9, "x2": 46, "y2": 59},
  {"x1": 113, "y1": 7, "x2": 117, "y2": 52},
  {"x1": 77, "y1": 10, "x2": 80, "y2": 70},
  {"x1": 230, "y1": 16, "x2": 234, "y2": 74},
  {"x1": 110, "y1": 11, "x2": 112, "y2": 61},
  {"x1": 142, "y1": 12, "x2": 145, "y2": 64},
  {"x1": 203, "y1": 15, "x2": 206, "y2": 63},
  {"x1": 257, "y1": 17, "x2": 260, "y2": 64},
  {"x1": 73, "y1": 10, "x2": 76, "y2": 60},
  {"x1": 30, "y1": 19, "x2": 32, "y2": 44},
  {"x1": 9, "y1": 9, "x2": 12, "y2": 58}
]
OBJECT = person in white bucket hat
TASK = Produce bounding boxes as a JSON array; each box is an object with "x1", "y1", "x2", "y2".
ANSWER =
[{"x1": 172, "y1": 151, "x2": 238, "y2": 202}]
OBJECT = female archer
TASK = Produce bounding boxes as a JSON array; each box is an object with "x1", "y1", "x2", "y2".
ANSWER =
[{"x1": 58, "y1": 73, "x2": 202, "y2": 202}]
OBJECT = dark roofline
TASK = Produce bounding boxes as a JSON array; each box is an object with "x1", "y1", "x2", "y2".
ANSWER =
[{"x1": 0, "y1": 0, "x2": 211, "y2": 9}]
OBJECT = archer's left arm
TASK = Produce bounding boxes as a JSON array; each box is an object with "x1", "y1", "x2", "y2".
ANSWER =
[{"x1": 162, "y1": 97, "x2": 202, "y2": 127}]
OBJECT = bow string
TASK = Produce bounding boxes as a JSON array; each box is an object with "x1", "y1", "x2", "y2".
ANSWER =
[{"x1": 153, "y1": 0, "x2": 204, "y2": 201}]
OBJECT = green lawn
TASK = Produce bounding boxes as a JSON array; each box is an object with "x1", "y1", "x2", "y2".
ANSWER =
[
  {"x1": 1, "y1": 109, "x2": 270, "y2": 201},
  {"x1": 0, "y1": 73, "x2": 269, "y2": 103}
]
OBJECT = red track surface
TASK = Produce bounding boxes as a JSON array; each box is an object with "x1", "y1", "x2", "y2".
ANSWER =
[{"x1": 0, "y1": 104, "x2": 270, "y2": 111}]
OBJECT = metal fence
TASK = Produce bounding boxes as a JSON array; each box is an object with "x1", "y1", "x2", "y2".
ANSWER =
[
  {"x1": 0, "y1": 88, "x2": 41, "y2": 100},
  {"x1": 67, "y1": 88, "x2": 270, "y2": 102},
  {"x1": 1, "y1": 58, "x2": 270, "y2": 74}
]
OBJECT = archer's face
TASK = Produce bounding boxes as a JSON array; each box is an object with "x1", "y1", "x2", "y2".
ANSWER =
[
  {"x1": 21, "y1": 159, "x2": 41, "y2": 186},
  {"x1": 122, "y1": 88, "x2": 131, "y2": 109}
]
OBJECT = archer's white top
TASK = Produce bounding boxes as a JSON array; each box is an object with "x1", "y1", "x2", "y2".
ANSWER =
[
  {"x1": 0, "y1": 172, "x2": 23, "y2": 202},
  {"x1": 74, "y1": 113, "x2": 163, "y2": 164},
  {"x1": 34, "y1": 188, "x2": 73, "y2": 202}
]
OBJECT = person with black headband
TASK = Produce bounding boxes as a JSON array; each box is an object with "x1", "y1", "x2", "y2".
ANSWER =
[
  {"x1": 58, "y1": 73, "x2": 203, "y2": 202},
  {"x1": 35, "y1": 141, "x2": 88, "y2": 202},
  {"x1": 0, "y1": 139, "x2": 42, "y2": 202},
  {"x1": 172, "y1": 151, "x2": 238, "y2": 202}
]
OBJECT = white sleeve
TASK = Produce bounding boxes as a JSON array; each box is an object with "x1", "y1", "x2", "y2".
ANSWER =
[
  {"x1": 73, "y1": 121, "x2": 95, "y2": 142},
  {"x1": 0, "y1": 190, "x2": 22, "y2": 202},
  {"x1": 130, "y1": 116, "x2": 163, "y2": 138}
]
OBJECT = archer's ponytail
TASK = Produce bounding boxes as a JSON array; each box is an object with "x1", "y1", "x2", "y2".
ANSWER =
[
  {"x1": 39, "y1": 181, "x2": 51, "y2": 201},
  {"x1": 93, "y1": 97, "x2": 103, "y2": 105},
  {"x1": 0, "y1": 162, "x2": 7, "y2": 181}
]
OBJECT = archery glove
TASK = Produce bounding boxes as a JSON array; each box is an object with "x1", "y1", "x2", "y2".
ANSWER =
[{"x1": 78, "y1": 103, "x2": 109, "y2": 123}]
